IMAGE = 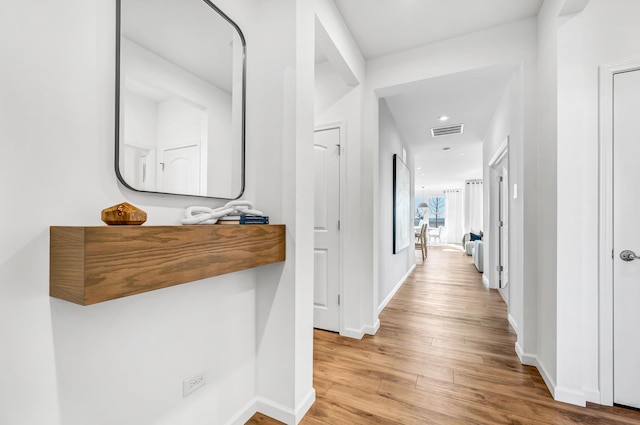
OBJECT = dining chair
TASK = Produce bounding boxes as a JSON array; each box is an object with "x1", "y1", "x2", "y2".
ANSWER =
[
  {"x1": 428, "y1": 226, "x2": 444, "y2": 245},
  {"x1": 415, "y1": 223, "x2": 428, "y2": 261}
]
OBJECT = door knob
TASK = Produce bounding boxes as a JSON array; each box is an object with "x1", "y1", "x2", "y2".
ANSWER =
[{"x1": 620, "y1": 250, "x2": 639, "y2": 261}]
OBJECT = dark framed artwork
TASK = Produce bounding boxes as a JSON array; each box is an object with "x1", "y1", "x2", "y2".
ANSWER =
[{"x1": 393, "y1": 154, "x2": 411, "y2": 253}]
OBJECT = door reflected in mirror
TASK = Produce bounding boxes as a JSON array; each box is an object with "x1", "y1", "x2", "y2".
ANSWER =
[{"x1": 116, "y1": 0, "x2": 245, "y2": 199}]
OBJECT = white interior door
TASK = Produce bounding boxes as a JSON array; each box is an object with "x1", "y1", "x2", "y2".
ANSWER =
[
  {"x1": 313, "y1": 127, "x2": 340, "y2": 332},
  {"x1": 158, "y1": 144, "x2": 200, "y2": 196},
  {"x1": 613, "y1": 68, "x2": 640, "y2": 409}
]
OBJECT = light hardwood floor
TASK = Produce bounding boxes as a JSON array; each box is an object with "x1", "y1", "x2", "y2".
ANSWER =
[{"x1": 247, "y1": 246, "x2": 640, "y2": 424}]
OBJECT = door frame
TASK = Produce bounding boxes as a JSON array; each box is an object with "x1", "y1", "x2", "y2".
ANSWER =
[
  {"x1": 314, "y1": 121, "x2": 346, "y2": 334},
  {"x1": 488, "y1": 136, "x2": 509, "y2": 290},
  {"x1": 598, "y1": 59, "x2": 640, "y2": 406}
]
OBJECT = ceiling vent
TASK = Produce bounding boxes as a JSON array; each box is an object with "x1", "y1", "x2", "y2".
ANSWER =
[{"x1": 431, "y1": 124, "x2": 464, "y2": 137}]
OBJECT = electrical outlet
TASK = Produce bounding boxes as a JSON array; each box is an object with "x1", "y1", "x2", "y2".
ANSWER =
[{"x1": 183, "y1": 373, "x2": 206, "y2": 397}]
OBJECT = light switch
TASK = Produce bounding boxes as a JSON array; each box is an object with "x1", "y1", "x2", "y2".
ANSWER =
[{"x1": 513, "y1": 183, "x2": 518, "y2": 199}]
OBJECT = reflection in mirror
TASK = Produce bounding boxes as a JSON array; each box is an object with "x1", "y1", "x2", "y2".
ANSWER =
[{"x1": 116, "y1": 0, "x2": 245, "y2": 199}]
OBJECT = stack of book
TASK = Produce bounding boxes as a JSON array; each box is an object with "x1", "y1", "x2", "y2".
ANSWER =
[{"x1": 217, "y1": 215, "x2": 270, "y2": 225}]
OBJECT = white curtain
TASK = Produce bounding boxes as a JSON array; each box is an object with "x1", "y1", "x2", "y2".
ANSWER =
[
  {"x1": 444, "y1": 189, "x2": 463, "y2": 244},
  {"x1": 464, "y1": 180, "x2": 483, "y2": 233}
]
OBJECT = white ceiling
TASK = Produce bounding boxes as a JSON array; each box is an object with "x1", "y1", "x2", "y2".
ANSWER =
[
  {"x1": 333, "y1": 0, "x2": 543, "y2": 60},
  {"x1": 384, "y1": 64, "x2": 515, "y2": 191},
  {"x1": 330, "y1": 0, "x2": 543, "y2": 192}
]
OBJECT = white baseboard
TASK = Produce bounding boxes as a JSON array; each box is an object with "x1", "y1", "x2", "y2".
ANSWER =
[
  {"x1": 515, "y1": 342, "x2": 588, "y2": 407},
  {"x1": 582, "y1": 387, "x2": 601, "y2": 404},
  {"x1": 519, "y1": 350, "x2": 537, "y2": 366},
  {"x1": 498, "y1": 288, "x2": 506, "y2": 303},
  {"x1": 295, "y1": 388, "x2": 316, "y2": 423},
  {"x1": 254, "y1": 388, "x2": 316, "y2": 425},
  {"x1": 514, "y1": 340, "x2": 524, "y2": 362},
  {"x1": 507, "y1": 314, "x2": 518, "y2": 333},
  {"x1": 364, "y1": 319, "x2": 380, "y2": 335},
  {"x1": 379, "y1": 265, "x2": 415, "y2": 314},
  {"x1": 555, "y1": 386, "x2": 587, "y2": 407},
  {"x1": 226, "y1": 399, "x2": 258, "y2": 425},
  {"x1": 482, "y1": 274, "x2": 491, "y2": 288},
  {"x1": 255, "y1": 396, "x2": 295, "y2": 424},
  {"x1": 341, "y1": 319, "x2": 380, "y2": 339},
  {"x1": 519, "y1": 352, "x2": 557, "y2": 401},
  {"x1": 341, "y1": 327, "x2": 365, "y2": 339}
]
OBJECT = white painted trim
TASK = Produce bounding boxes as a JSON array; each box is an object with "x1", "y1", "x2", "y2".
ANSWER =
[
  {"x1": 598, "y1": 59, "x2": 640, "y2": 406},
  {"x1": 341, "y1": 327, "x2": 365, "y2": 339},
  {"x1": 225, "y1": 399, "x2": 258, "y2": 425},
  {"x1": 488, "y1": 136, "x2": 509, "y2": 167},
  {"x1": 508, "y1": 313, "x2": 518, "y2": 333},
  {"x1": 378, "y1": 264, "x2": 415, "y2": 314},
  {"x1": 314, "y1": 122, "x2": 346, "y2": 133},
  {"x1": 498, "y1": 287, "x2": 508, "y2": 304},
  {"x1": 519, "y1": 352, "x2": 587, "y2": 407},
  {"x1": 519, "y1": 351, "x2": 538, "y2": 369},
  {"x1": 255, "y1": 397, "x2": 295, "y2": 424},
  {"x1": 488, "y1": 138, "x2": 509, "y2": 293},
  {"x1": 583, "y1": 388, "x2": 602, "y2": 404},
  {"x1": 341, "y1": 318, "x2": 381, "y2": 339},
  {"x1": 294, "y1": 388, "x2": 317, "y2": 423},
  {"x1": 253, "y1": 389, "x2": 315, "y2": 425},
  {"x1": 520, "y1": 353, "x2": 557, "y2": 401},
  {"x1": 517, "y1": 352, "x2": 592, "y2": 406},
  {"x1": 598, "y1": 62, "x2": 615, "y2": 407},
  {"x1": 365, "y1": 319, "x2": 381, "y2": 336},
  {"x1": 315, "y1": 122, "x2": 347, "y2": 336},
  {"x1": 515, "y1": 341, "x2": 524, "y2": 362},
  {"x1": 555, "y1": 387, "x2": 587, "y2": 407},
  {"x1": 482, "y1": 274, "x2": 491, "y2": 288}
]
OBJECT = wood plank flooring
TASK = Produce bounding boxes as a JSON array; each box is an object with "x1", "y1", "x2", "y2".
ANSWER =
[{"x1": 247, "y1": 246, "x2": 640, "y2": 424}]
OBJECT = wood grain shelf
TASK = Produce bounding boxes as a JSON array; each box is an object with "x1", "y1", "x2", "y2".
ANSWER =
[{"x1": 50, "y1": 225, "x2": 286, "y2": 306}]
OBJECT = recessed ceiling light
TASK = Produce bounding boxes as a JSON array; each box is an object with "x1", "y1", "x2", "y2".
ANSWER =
[
  {"x1": 442, "y1": 147, "x2": 451, "y2": 151},
  {"x1": 438, "y1": 115, "x2": 450, "y2": 122},
  {"x1": 416, "y1": 167, "x2": 422, "y2": 170},
  {"x1": 459, "y1": 153, "x2": 465, "y2": 156}
]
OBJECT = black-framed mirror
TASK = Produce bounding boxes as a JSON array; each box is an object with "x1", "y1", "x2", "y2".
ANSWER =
[{"x1": 115, "y1": 0, "x2": 245, "y2": 199}]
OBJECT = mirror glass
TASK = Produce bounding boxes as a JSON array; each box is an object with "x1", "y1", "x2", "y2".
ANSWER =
[{"x1": 116, "y1": 0, "x2": 245, "y2": 199}]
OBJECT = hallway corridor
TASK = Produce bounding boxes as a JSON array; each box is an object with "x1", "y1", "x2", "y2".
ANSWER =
[{"x1": 249, "y1": 247, "x2": 640, "y2": 424}]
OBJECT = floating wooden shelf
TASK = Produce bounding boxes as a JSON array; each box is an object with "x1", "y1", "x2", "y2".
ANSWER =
[{"x1": 50, "y1": 225, "x2": 286, "y2": 306}]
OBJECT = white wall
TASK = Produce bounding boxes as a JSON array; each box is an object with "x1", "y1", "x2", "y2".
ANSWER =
[
  {"x1": 0, "y1": 1, "x2": 312, "y2": 424},
  {"x1": 514, "y1": 0, "x2": 640, "y2": 406},
  {"x1": 122, "y1": 92, "x2": 158, "y2": 189},
  {"x1": 363, "y1": 18, "x2": 538, "y2": 345},
  {"x1": 483, "y1": 74, "x2": 520, "y2": 319},
  {"x1": 123, "y1": 91, "x2": 158, "y2": 150},
  {"x1": 249, "y1": 0, "x2": 317, "y2": 422},
  {"x1": 535, "y1": 0, "x2": 561, "y2": 394},
  {"x1": 313, "y1": 0, "x2": 368, "y2": 338},
  {"x1": 556, "y1": 0, "x2": 640, "y2": 404},
  {"x1": 377, "y1": 99, "x2": 415, "y2": 312},
  {"x1": 314, "y1": 61, "x2": 367, "y2": 336},
  {"x1": 312, "y1": 0, "x2": 364, "y2": 87}
]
